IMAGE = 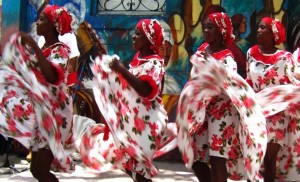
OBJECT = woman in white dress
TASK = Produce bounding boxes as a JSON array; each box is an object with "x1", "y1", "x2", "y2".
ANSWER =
[
  {"x1": 77, "y1": 19, "x2": 177, "y2": 182},
  {"x1": 246, "y1": 16, "x2": 300, "y2": 182}
]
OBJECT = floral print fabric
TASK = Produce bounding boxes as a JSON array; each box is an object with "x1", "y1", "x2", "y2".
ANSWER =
[
  {"x1": 246, "y1": 45, "x2": 300, "y2": 180},
  {"x1": 79, "y1": 53, "x2": 177, "y2": 179},
  {"x1": 177, "y1": 43, "x2": 267, "y2": 181},
  {"x1": 0, "y1": 33, "x2": 74, "y2": 172}
]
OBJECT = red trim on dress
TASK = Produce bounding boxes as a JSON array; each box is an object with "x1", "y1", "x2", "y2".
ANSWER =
[
  {"x1": 129, "y1": 52, "x2": 162, "y2": 68},
  {"x1": 66, "y1": 71, "x2": 78, "y2": 86},
  {"x1": 245, "y1": 78, "x2": 254, "y2": 88},
  {"x1": 42, "y1": 42, "x2": 70, "y2": 86},
  {"x1": 139, "y1": 75, "x2": 159, "y2": 100},
  {"x1": 249, "y1": 45, "x2": 286, "y2": 64},
  {"x1": 103, "y1": 125, "x2": 110, "y2": 141},
  {"x1": 51, "y1": 62, "x2": 65, "y2": 85},
  {"x1": 195, "y1": 42, "x2": 234, "y2": 61},
  {"x1": 129, "y1": 52, "x2": 163, "y2": 100}
]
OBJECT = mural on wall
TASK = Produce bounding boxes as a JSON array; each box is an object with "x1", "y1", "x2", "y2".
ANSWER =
[
  {"x1": 3, "y1": 0, "x2": 300, "y2": 122},
  {"x1": 0, "y1": 0, "x2": 2, "y2": 39},
  {"x1": 287, "y1": 0, "x2": 300, "y2": 52},
  {"x1": 160, "y1": 0, "x2": 298, "y2": 122}
]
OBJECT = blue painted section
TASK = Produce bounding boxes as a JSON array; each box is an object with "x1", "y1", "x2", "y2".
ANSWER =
[
  {"x1": 2, "y1": 0, "x2": 21, "y2": 32},
  {"x1": 82, "y1": 0, "x2": 183, "y2": 65},
  {"x1": 4, "y1": 0, "x2": 300, "y2": 93},
  {"x1": 2, "y1": 0, "x2": 300, "y2": 121},
  {"x1": 85, "y1": 0, "x2": 181, "y2": 29},
  {"x1": 222, "y1": 0, "x2": 261, "y2": 39}
]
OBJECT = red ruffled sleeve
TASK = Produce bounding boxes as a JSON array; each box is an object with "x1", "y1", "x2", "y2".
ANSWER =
[
  {"x1": 245, "y1": 78, "x2": 253, "y2": 88},
  {"x1": 139, "y1": 75, "x2": 159, "y2": 100},
  {"x1": 66, "y1": 71, "x2": 78, "y2": 86},
  {"x1": 51, "y1": 62, "x2": 65, "y2": 86}
]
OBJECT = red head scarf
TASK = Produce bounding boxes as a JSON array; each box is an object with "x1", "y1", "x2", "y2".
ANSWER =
[
  {"x1": 207, "y1": 12, "x2": 235, "y2": 45},
  {"x1": 261, "y1": 17, "x2": 286, "y2": 45},
  {"x1": 43, "y1": 5, "x2": 74, "y2": 35},
  {"x1": 136, "y1": 19, "x2": 164, "y2": 53}
]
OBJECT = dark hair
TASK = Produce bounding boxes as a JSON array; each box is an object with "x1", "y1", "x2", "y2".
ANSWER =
[
  {"x1": 231, "y1": 14, "x2": 244, "y2": 28},
  {"x1": 231, "y1": 14, "x2": 246, "y2": 36}
]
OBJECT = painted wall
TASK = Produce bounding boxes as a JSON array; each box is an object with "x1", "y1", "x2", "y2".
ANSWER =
[{"x1": 2, "y1": 0, "x2": 300, "y2": 122}]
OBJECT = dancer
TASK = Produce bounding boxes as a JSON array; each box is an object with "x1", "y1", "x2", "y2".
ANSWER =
[
  {"x1": 176, "y1": 12, "x2": 267, "y2": 182},
  {"x1": 200, "y1": 5, "x2": 247, "y2": 78},
  {"x1": 246, "y1": 17, "x2": 300, "y2": 181},
  {"x1": 77, "y1": 19, "x2": 177, "y2": 182},
  {"x1": 0, "y1": 5, "x2": 75, "y2": 182}
]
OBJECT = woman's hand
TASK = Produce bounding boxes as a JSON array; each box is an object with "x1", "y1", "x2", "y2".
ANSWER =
[
  {"x1": 201, "y1": 51, "x2": 209, "y2": 60},
  {"x1": 19, "y1": 32, "x2": 38, "y2": 51},
  {"x1": 19, "y1": 32, "x2": 58, "y2": 84},
  {"x1": 110, "y1": 57, "x2": 124, "y2": 72}
]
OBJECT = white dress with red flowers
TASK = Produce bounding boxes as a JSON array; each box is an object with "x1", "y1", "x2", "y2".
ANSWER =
[
  {"x1": 0, "y1": 34, "x2": 75, "y2": 172},
  {"x1": 176, "y1": 43, "x2": 267, "y2": 181},
  {"x1": 79, "y1": 53, "x2": 177, "y2": 180},
  {"x1": 246, "y1": 45, "x2": 300, "y2": 180}
]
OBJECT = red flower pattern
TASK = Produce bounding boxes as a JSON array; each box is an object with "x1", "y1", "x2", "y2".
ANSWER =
[
  {"x1": 79, "y1": 53, "x2": 171, "y2": 179},
  {"x1": 176, "y1": 44, "x2": 268, "y2": 181},
  {"x1": 247, "y1": 47, "x2": 300, "y2": 180},
  {"x1": 134, "y1": 117, "x2": 146, "y2": 133},
  {"x1": 243, "y1": 97, "x2": 255, "y2": 109},
  {"x1": 0, "y1": 37, "x2": 74, "y2": 173},
  {"x1": 211, "y1": 134, "x2": 223, "y2": 151},
  {"x1": 223, "y1": 125, "x2": 235, "y2": 140}
]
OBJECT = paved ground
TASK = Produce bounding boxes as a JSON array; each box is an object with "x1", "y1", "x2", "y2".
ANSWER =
[
  {"x1": 0, "y1": 155, "x2": 197, "y2": 182},
  {"x1": 0, "y1": 154, "x2": 249, "y2": 182}
]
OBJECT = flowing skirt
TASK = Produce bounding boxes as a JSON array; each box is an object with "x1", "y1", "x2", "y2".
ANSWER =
[
  {"x1": 79, "y1": 55, "x2": 177, "y2": 179},
  {"x1": 0, "y1": 33, "x2": 74, "y2": 172},
  {"x1": 176, "y1": 55, "x2": 267, "y2": 181}
]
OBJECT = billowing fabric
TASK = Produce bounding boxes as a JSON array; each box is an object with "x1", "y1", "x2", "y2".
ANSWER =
[
  {"x1": 79, "y1": 53, "x2": 177, "y2": 179},
  {"x1": 261, "y1": 17, "x2": 286, "y2": 45},
  {"x1": 190, "y1": 43, "x2": 236, "y2": 78},
  {"x1": 246, "y1": 45, "x2": 300, "y2": 180},
  {"x1": 293, "y1": 47, "x2": 300, "y2": 66},
  {"x1": 177, "y1": 44, "x2": 267, "y2": 181},
  {"x1": 207, "y1": 12, "x2": 235, "y2": 45},
  {"x1": 0, "y1": 33, "x2": 75, "y2": 172},
  {"x1": 43, "y1": 5, "x2": 75, "y2": 35},
  {"x1": 136, "y1": 19, "x2": 164, "y2": 54}
]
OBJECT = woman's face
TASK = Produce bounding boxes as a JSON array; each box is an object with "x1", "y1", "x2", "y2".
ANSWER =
[
  {"x1": 36, "y1": 12, "x2": 52, "y2": 36},
  {"x1": 257, "y1": 20, "x2": 273, "y2": 45},
  {"x1": 239, "y1": 18, "x2": 247, "y2": 33},
  {"x1": 202, "y1": 18, "x2": 222, "y2": 44},
  {"x1": 132, "y1": 27, "x2": 151, "y2": 51},
  {"x1": 158, "y1": 41, "x2": 172, "y2": 66}
]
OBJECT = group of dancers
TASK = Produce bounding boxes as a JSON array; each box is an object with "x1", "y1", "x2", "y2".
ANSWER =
[{"x1": 0, "y1": 3, "x2": 300, "y2": 182}]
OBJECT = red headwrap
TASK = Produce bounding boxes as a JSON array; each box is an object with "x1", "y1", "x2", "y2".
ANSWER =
[
  {"x1": 136, "y1": 19, "x2": 164, "y2": 53},
  {"x1": 43, "y1": 5, "x2": 74, "y2": 35},
  {"x1": 207, "y1": 12, "x2": 235, "y2": 45},
  {"x1": 261, "y1": 17, "x2": 286, "y2": 45}
]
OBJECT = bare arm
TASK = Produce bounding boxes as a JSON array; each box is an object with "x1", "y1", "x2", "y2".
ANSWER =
[
  {"x1": 68, "y1": 56, "x2": 78, "y2": 72},
  {"x1": 110, "y1": 57, "x2": 152, "y2": 97},
  {"x1": 20, "y1": 32, "x2": 58, "y2": 84}
]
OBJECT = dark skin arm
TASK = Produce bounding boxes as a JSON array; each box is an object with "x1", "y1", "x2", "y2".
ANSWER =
[
  {"x1": 110, "y1": 57, "x2": 152, "y2": 97},
  {"x1": 20, "y1": 32, "x2": 58, "y2": 84},
  {"x1": 68, "y1": 56, "x2": 78, "y2": 72}
]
